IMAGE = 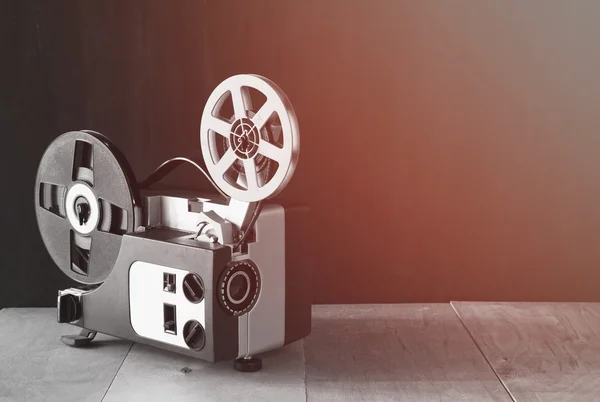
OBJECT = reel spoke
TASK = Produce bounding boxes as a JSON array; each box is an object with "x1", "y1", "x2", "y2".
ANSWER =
[
  {"x1": 243, "y1": 159, "x2": 258, "y2": 191},
  {"x1": 231, "y1": 85, "x2": 251, "y2": 119},
  {"x1": 93, "y1": 175, "x2": 120, "y2": 210},
  {"x1": 92, "y1": 146, "x2": 135, "y2": 212},
  {"x1": 36, "y1": 141, "x2": 75, "y2": 188},
  {"x1": 251, "y1": 100, "x2": 275, "y2": 131},
  {"x1": 205, "y1": 115, "x2": 231, "y2": 138},
  {"x1": 213, "y1": 148, "x2": 237, "y2": 177},
  {"x1": 38, "y1": 207, "x2": 71, "y2": 232},
  {"x1": 258, "y1": 140, "x2": 285, "y2": 163},
  {"x1": 88, "y1": 230, "x2": 122, "y2": 280},
  {"x1": 37, "y1": 208, "x2": 72, "y2": 270}
]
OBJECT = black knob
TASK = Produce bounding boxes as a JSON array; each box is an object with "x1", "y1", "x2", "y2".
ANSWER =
[
  {"x1": 182, "y1": 274, "x2": 204, "y2": 303},
  {"x1": 57, "y1": 293, "x2": 81, "y2": 323},
  {"x1": 183, "y1": 320, "x2": 205, "y2": 351}
]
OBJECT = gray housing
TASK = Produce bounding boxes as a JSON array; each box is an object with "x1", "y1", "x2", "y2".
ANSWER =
[{"x1": 66, "y1": 202, "x2": 311, "y2": 362}]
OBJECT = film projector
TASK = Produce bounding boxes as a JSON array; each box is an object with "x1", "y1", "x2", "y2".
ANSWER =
[{"x1": 34, "y1": 75, "x2": 311, "y2": 372}]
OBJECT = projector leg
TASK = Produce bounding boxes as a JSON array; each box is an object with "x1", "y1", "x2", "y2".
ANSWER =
[
  {"x1": 234, "y1": 356, "x2": 262, "y2": 372},
  {"x1": 61, "y1": 329, "x2": 97, "y2": 347}
]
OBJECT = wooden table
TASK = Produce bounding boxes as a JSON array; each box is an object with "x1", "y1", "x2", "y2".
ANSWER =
[{"x1": 1, "y1": 303, "x2": 599, "y2": 401}]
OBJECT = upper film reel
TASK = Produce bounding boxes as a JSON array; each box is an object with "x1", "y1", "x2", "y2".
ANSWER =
[
  {"x1": 200, "y1": 75, "x2": 300, "y2": 202},
  {"x1": 34, "y1": 131, "x2": 141, "y2": 285}
]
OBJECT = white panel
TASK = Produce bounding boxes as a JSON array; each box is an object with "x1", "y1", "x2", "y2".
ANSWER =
[
  {"x1": 144, "y1": 194, "x2": 254, "y2": 237},
  {"x1": 159, "y1": 196, "x2": 234, "y2": 232},
  {"x1": 129, "y1": 262, "x2": 205, "y2": 348},
  {"x1": 159, "y1": 196, "x2": 199, "y2": 232}
]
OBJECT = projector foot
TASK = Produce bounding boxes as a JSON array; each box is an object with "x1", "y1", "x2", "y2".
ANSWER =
[
  {"x1": 61, "y1": 329, "x2": 97, "y2": 347},
  {"x1": 234, "y1": 356, "x2": 262, "y2": 372}
]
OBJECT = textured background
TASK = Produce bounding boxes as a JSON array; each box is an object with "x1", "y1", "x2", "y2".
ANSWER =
[{"x1": 3, "y1": 1, "x2": 600, "y2": 306}]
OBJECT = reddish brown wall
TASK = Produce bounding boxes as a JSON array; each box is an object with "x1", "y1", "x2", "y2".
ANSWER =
[{"x1": 4, "y1": 1, "x2": 600, "y2": 306}]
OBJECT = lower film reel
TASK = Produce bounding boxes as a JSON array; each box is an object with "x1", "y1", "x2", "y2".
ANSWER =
[
  {"x1": 35, "y1": 130, "x2": 141, "y2": 285},
  {"x1": 200, "y1": 74, "x2": 300, "y2": 203}
]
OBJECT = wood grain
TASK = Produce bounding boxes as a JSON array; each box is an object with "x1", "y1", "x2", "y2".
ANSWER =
[
  {"x1": 305, "y1": 304, "x2": 510, "y2": 402},
  {"x1": 0, "y1": 308, "x2": 132, "y2": 402},
  {"x1": 102, "y1": 341, "x2": 306, "y2": 402},
  {"x1": 453, "y1": 302, "x2": 600, "y2": 402},
  {"x1": 9, "y1": 304, "x2": 600, "y2": 401}
]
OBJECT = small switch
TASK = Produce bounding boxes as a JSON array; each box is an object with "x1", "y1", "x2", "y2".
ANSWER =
[
  {"x1": 163, "y1": 303, "x2": 177, "y2": 335},
  {"x1": 163, "y1": 273, "x2": 176, "y2": 293}
]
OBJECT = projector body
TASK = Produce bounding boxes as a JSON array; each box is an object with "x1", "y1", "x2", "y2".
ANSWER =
[
  {"x1": 59, "y1": 192, "x2": 311, "y2": 362},
  {"x1": 37, "y1": 75, "x2": 310, "y2": 370}
]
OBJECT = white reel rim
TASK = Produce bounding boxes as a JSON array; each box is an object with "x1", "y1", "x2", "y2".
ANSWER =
[{"x1": 200, "y1": 74, "x2": 299, "y2": 202}]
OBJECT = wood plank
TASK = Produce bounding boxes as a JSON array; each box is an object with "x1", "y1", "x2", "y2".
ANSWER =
[
  {"x1": 0, "y1": 308, "x2": 132, "y2": 402},
  {"x1": 452, "y1": 302, "x2": 600, "y2": 402},
  {"x1": 305, "y1": 304, "x2": 510, "y2": 402},
  {"x1": 102, "y1": 341, "x2": 306, "y2": 402}
]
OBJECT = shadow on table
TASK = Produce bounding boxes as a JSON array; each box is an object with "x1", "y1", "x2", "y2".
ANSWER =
[
  {"x1": 112, "y1": 338, "x2": 305, "y2": 381},
  {"x1": 99, "y1": 340, "x2": 307, "y2": 401},
  {"x1": 84, "y1": 338, "x2": 133, "y2": 349}
]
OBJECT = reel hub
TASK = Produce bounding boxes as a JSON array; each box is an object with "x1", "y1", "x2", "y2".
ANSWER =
[
  {"x1": 230, "y1": 117, "x2": 260, "y2": 159},
  {"x1": 65, "y1": 183, "x2": 100, "y2": 235}
]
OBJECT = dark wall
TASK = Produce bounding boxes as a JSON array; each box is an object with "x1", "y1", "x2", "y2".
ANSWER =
[
  {"x1": 2, "y1": 1, "x2": 81, "y2": 307},
  {"x1": 3, "y1": 1, "x2": 600, "y2": 307}
]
